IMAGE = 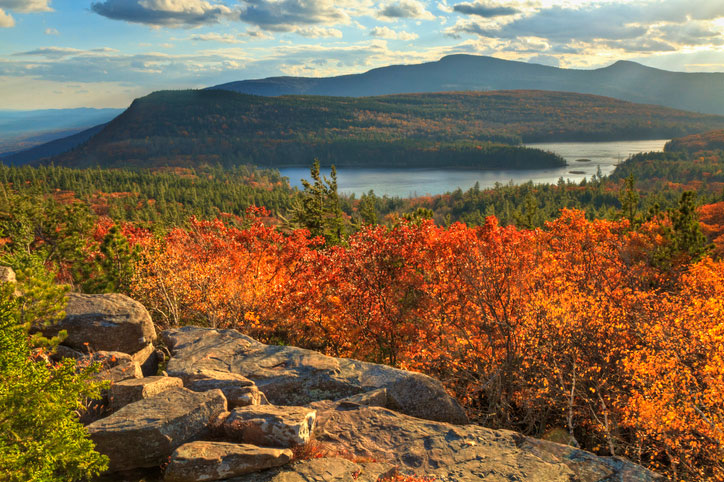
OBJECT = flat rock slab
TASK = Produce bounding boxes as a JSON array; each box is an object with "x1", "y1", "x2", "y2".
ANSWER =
[
  {"x1": 228, "y1": 458, "x2": 397, "y2": 482},
  {"x1": 224, "y1": 406, "x2": 316, "y2": 448},
  {"x1": 162, "y1": 327, "x2": 468, "y2": 425},
  {"x1": 164, "y1": 441, "x2": 292, "y2": 482},
  {"x1": 110, "y1": 376, "x2": 183, "y2": 411},
  {"x1": 88, "y1": 387, "x2": 227, "y2": 472},
  {"x1": 48, "y1": 293, "x2": 156, "y2": 354},
  {"x1": 307, "y1": 404, "x2": 663, "y2": 482},
  {"x1": 184, "y1": 369, "x2": 268, "y2": 408}
]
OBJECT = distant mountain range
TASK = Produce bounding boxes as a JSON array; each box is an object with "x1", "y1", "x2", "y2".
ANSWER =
[
  {"x1": 1, "y1": 123, "x2": 108, "y2": 166},
  {"x1": 0, "y1": 108, "x2": 123, "y2": 154},
  {"x1": 30, "y1": 89, "x2": 724, "y2": 170},
  {"x1": 211, "y1": 55, "x2": 724, "y2": 116}
]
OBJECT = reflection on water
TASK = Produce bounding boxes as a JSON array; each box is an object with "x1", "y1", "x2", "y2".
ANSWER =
[{"x1": 279, "y1": 139, "x2": 668, "y2": 198}]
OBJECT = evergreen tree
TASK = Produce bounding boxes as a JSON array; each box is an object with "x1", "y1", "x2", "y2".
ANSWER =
[
  {"x1": 289, "y1": 160, "x2": 345, "y2": 244},
  {"x1": 669, "y1": 191, "x2": 710, "y2": 260},
  {"x1": 82, "y1": 225, "x2": 139, "y2": 294},
  {"x1": 618, "y1": 174, "x2": 640, "y2": 223}
]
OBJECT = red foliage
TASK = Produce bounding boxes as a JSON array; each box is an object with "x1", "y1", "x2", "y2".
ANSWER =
[{"x1": 127, "y1": 209, "x2": 723, "y2": 480}]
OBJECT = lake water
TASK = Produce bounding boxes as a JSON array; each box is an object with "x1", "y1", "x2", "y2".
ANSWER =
[{"x1": 279, "y1": 139, "x2": 668, "y2": 198}]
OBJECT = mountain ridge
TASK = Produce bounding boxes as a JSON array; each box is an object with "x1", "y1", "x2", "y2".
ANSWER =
[{"x1": 211, "y1": 54, "x2": 724, "y2": 115}]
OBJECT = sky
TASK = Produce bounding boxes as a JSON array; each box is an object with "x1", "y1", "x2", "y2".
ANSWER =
[{"x1": 1, "y1": 0, "x2": 723, "y2": 109}]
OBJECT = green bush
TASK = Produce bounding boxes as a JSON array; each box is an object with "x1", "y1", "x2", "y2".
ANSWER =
[{"x1": 0, "y1": 292, "x2": 108, "y2": 481}]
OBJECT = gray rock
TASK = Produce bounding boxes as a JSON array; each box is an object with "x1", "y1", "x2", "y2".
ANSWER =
[
  {"x1": 88, "y1": 387, "x2": 227, "y2": 471},
  {"x1": 223, "y1": 406, "x2": 316, "y2": 448},
  {"x1": 131, "y1": 343, "x2": 158, "y2": 377},
  {"x1": 0, "y1": 266, "x2": 16, "y2": 283},
  {"x1": 87, "y1": 351, "x2": 143, "y2": 383},
  {"x1": 184, "y1": 369, "x2": 268, "y2": 408},
  {"x1": 164, "y1": 441, "x2": 292, "y2": 482},
  {"x1": 225, "y1": 385, "x2": 269, "y2": 408},
  {"x1": 183, "y1": 368, "x2": 256, "y2": 388},
  {"x1": 305, "y1": 403, "x2": 663, "y2": 482},
  {"x1": 339, "y1": 387, "x2": 387, "y2": 407},
  {"x1": 228, "y1": 458, "x2": 396, "y2": 482},
  {"x1": 47, "y1": 293, "x2": 156, "y2": 354},
  {"x1": 109, "y1": 376, "x2": 184, "y2": 411},
  {"x1": 162, "y1": 327, "x2": 468, "y2": 425}
]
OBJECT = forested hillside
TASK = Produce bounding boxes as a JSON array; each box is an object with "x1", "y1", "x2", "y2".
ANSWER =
[{"x1": 47, "y1": 89, "x2": 724, "y2": 170}]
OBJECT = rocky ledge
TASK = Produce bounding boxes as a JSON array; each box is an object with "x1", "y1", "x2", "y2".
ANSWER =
[{"x1": 48, "y1": 294, "x2": 661, "y2": 482}]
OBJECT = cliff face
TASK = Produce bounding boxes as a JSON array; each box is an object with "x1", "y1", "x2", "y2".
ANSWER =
[{"x1": 56, "y1": 294, "x2": 661, "y2": 482}]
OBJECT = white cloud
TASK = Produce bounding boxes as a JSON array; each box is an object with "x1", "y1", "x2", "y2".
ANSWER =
[
  {"x1": 188, "y1": 32, "x2": 241, "y2": 42},
  {"x1": 0, "y1": 0, "x2": 52, "y2": 12},
  {"x1": 370, "y1": 25, "x2": 418, "y2": 40},
  {"x1": 296, "y1": 26, "x2": 343, "y2": 38},
  {"x1": 377, "y1": 0, "x2": 435, "y2": 20},
  {"x1": 241, "y1": 28, "x2": 273, "y2": 39},
  {"x1": 44, "y1": 27, "x2": 58, "y2": 34},
  {"x1": 0, "y1": 7, "x2": 14, "y2": 26}
]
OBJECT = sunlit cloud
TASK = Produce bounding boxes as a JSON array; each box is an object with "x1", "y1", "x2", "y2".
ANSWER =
[
  {"x1": 0, "y1": 0, "x2": 52, "y2": 12},
  {"x1": 370, "y1": 25, "x2": 419, "y2": 40},
  {"x1": 377, "y1": 0, "x2": 435, "y2": 20},
  {"x1": 0, "y1": 8, "x2": 14, "y2": 26}
]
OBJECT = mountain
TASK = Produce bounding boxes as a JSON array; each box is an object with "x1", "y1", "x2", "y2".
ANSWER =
[
  {"x1": 44, "y1": 89, "x2": 724, "y2": 170},
  {"x1": 0, "y1": 108, "x2": 123, "y2": 153},
  {"x1": 211, "y1": 55, "x2": 724, "y2": 116}
]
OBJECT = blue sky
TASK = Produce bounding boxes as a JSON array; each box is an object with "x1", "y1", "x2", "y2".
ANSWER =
[{"x1": 1, "y1": 0, "x2": 724, "y2": 109}]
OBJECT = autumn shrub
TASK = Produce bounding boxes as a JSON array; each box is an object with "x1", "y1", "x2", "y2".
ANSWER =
[{"x1": 129, "y1": 209, "x2": 724, "y2": 480}]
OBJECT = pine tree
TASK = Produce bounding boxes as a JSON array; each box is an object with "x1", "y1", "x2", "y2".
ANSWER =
[
  {"x1": 618, "y1": 174, "x2": 639, "y2": 223},
  {"x1": 289, "y1": 160, "x2": 345, "y2": 244}
]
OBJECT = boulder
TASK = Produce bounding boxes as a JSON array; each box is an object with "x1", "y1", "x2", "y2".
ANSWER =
[
  {"x1": 183, "y1": 369, "x2": 268, "y2": 408},
  {"x1": 164, "y1": 442, "x2": 292, "y2": 482},
  {"x1": 47, "y1": 293, "x2": 156, "y2": 354},
  {"x1": 86, "y1": 351, "x2": 143, "y2": 383},
  {"x1": 224, "y1": 385, "x2": 269, "y2": 408},
  {"x1": 227, "y1": 458, "x2": 396, "y2": 482},
  {"x1": 182, "y1": 368, "x2": 256, "y2": 388},
  {"x1": 131, "y1": 343, "x2": 158, "y2": 376},
  {"x1": 223, "y1": 406, "x2": 316, "y2": 448},
  {"x1": 88, "y1": 387, "x2": 227, "y2": 471},
  {"x1": 163, "y1": 327, "x2": 468, "y2": 425},
  {"x1": 303, "y1": 403, "x2": 663, "y2": 482},
  {"x1": 109, "y1": 376, "x2": 183, "y2": 411},
  {"x1": 338, "y1": 388, "x2": 388, "y2": 407}
]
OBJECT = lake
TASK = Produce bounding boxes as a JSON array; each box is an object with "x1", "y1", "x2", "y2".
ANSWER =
[{"x1": 279, "y1": 139, "x2": 668, "y2": 198}]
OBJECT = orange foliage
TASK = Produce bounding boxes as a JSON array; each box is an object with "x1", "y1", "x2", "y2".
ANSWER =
[
  {"x1": 129, "y1": 208, "x2": 724, "y2": 480},
  {"x1": 700, "y1": 202, "x2": 724, "y2": 257}
]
